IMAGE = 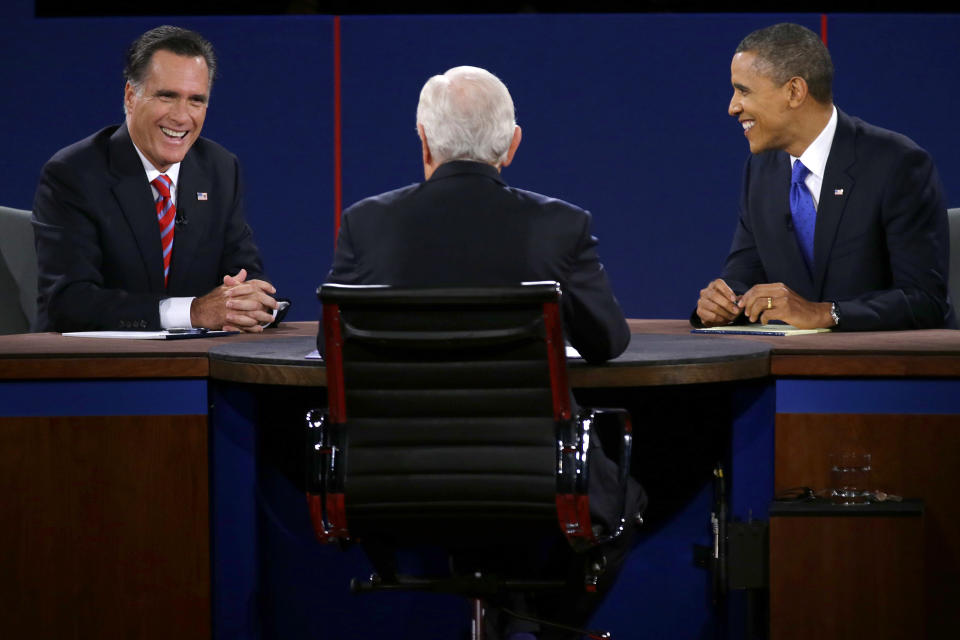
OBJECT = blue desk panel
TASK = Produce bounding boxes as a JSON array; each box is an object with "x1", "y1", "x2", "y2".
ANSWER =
[
  {"x1": 0, "y1": 379, "x2": 208, "y2": 416},
  {"x1": 777, "y1": 379, "x2": 960, "y2": 415}
]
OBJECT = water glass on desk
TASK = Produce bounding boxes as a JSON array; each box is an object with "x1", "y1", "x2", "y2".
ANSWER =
[{"x1": 830, "y1": 452, "x2": 872, "y2": 504}]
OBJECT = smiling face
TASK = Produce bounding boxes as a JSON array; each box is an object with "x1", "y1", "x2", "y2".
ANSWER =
[
  {"x1": 125, "y1": 49, "x2": 209, "y2": 172},
  {"x1": 728, "y1": 51, "x2": 798, "y2": 155}
]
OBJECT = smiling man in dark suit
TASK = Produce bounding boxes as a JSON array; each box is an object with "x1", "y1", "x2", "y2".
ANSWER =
[
  {"x1": 33, "y1": 25, "x2": 279, "y2": 333},
  {"x1": 694, "y1": 22, "x2": 953, "y2": 331}
]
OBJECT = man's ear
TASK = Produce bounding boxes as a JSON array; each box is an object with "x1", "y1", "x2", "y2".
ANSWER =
[
  {"x1": 500, "y1": 125, "x2": 522, "y2": 168},
  {"x1": 417, "y1": 123, "x2": 433, "y2": 166},
  {"x1": 124, "y1": 81, "x2": 136, "y2": 114},
  {"x1": 786, "y1": 76, "x2": 809, "y2": 108}
]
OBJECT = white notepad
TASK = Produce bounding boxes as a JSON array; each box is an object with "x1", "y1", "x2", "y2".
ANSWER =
[{"x1": 691, "y1": 324, "x2": 831, "y2": 336}]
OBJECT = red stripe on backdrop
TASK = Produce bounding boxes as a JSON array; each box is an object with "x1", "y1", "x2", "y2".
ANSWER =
[
  {"x1": 333, "y1": 16, "x2": 343, "y2": 243},
  {"x1": 821, "y1": 14, "x2": 828, "y2": 47}
]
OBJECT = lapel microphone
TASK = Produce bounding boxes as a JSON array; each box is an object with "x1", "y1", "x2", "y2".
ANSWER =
[{"x1": 175, "y1": 204, "x2": 188, "y2": 227}]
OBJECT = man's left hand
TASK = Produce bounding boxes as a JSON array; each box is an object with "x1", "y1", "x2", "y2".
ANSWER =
[
  {"x1": 222, "y1": 269, "x2": 278, "y2": 332},
  {"x1": 739, "y1": 283, "x2": 835, "y2": 329}
]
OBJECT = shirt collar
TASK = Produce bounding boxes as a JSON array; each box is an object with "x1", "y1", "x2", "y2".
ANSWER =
[
  {"x1": 429, "y1": 160, "x2": 506, "y2": 186},
  {"x1": 132, "y1": 142, "x2": 181, "y2": 188},
  {"x1": 791, "y1": 104, "x2": 837, "y2": 179}
]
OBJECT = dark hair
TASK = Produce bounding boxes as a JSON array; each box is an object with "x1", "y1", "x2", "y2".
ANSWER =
[
  {"x1": 736, "y1": 23, "x2": 833, "y2": 103},
  {"x1": 124, "y1": 25, "x2": 217, "y2": 89}
]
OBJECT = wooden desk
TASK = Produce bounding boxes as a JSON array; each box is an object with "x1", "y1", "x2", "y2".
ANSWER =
[
  {"x1": 626, "y1": 318, "x2": 960, "y2": 376},
  {"x1": 4, "y1": 321, "x2": 959, "y2": 639},
  {"x1": 204, "y1": 326, "x2": 775, "y2": 640},
  {"x1": 207, "y1": 329, "x2": 771, "y2": 387},
  {"x1": 0, "y1": 324, "x2": 315, "y2": 640},
  {"x1": 628, "y1": 319, "x2": 960, "y2": 639},
  {"x1": 2, "y1": 323, "x2": 769, "y2": 639},
  {"x1": 0, "y1": 322, "x2": 317, "y2": 380}
]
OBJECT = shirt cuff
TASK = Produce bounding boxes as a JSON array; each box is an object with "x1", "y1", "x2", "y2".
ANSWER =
[
  {"x1": 159, "y1": 297, "x2": 196, "y2": 329},
  {"x1": 260, "y1": 305, "x2": 280, "y2": 328}
]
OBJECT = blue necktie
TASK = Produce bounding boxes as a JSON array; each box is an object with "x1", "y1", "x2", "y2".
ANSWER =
[{"x1": 790, "y1": 160, "x2": 816, "y2": 272}]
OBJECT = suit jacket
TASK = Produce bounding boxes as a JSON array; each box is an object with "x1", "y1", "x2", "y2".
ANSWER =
[
  {"x1": 324, "y1": 161, "x2": 631, "y2": 364},
  {"x1": 718, "y1": 109, "x2": 953, "y2": 330},
  {"x1": 33, "y1": 124, "x2": 267, "y2": 332}
]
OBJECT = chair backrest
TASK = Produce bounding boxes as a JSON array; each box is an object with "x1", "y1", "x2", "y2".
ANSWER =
[
  {"x1": 948, "y1": 208, "x2": 960, "y2": 323},
  {"x1": 0, "y1": 206, "x2": 38, "y2": 334},
  {"x1": 309, "y1": 282, "x2": 596, "y2": 549}
]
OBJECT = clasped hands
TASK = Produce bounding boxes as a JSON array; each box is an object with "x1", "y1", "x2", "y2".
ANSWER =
[
  {"x1": 696, "y1": 279, "x2": 835, "y2": 329},
  {"x1": 190, "y1": 268, "x2": 279, "y2": 332}
]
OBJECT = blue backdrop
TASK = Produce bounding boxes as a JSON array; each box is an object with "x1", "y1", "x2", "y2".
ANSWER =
[{"x1": 1, "y1": 4, "x2": 957, "y2": 323}]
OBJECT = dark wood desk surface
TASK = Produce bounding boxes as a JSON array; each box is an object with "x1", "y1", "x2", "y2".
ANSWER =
[
  {"x1": 206, "y1": 324, "x2": 772, "y2": 387},
  {"x1": 628, "y1": 319, "x2": 960, "y2": 377},
  {"x1": 0, "y1": 322, "x2": 317, "y2": 379},
  {"x1": 4, "y1": 319, "x2": 959, "y2": 382}
]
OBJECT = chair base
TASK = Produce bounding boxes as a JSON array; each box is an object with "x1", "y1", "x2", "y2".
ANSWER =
[{"x1": 351, "y1": 573, "x2": 612, "y2": 640}]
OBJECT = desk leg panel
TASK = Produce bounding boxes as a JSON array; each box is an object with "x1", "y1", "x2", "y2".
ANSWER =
[
  {"x1": 775, "y1": 411, "x2": 960, "y2": 639},
  {"x1": 0, "y1": 414, "x2": 210, "y2": 639},
  {"x1": 769, "y1": 514, "x2": 924, "y2": 640}
]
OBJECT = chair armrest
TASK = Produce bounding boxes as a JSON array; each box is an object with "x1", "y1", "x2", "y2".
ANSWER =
[
  {"x1": 587, "y1": 407, "x2": 633, "y2": 488},
  {"x1": 305, "y1": 408, "x2": 350, "y2": 544},
  {"x1": 580, "y1": 407, "x2": 635, "y2": 546}
]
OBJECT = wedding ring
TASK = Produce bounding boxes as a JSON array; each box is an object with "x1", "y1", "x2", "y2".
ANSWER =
[{"x1": 766, "y1": 297, "x2": 773, "y2": 310}]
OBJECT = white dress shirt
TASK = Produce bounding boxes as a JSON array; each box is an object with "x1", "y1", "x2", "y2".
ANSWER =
[
  {"x1": 790, "y1": 105, "x2": 838, "y2": 209},
  {"x1": 132, "y1": 144, "x2": 195, "y2": 328}
]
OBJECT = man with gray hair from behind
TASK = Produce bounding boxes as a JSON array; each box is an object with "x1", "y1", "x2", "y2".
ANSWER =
[
  {"x1": 415, "y1": 65, "x2": 520, "y2": 170},
  {"x1": 323, "y1": 66, "x2": 644, "y2": 639}
]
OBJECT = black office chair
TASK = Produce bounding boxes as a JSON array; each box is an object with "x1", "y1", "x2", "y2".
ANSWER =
[
  {"x1": 306, "y1": 282, "x2": 638, "y2": 639},
  {"x1": 0, "y1": 206, "x2": 38, "y2": 334}
]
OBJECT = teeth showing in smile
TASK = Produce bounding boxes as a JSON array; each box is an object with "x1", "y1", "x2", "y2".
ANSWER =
[
  {"x1": 742, "y1": 121, "x2": 755, "y2": 132},
  {"x1": 161, "y1": 126, "x2": 187, "y2": 138}
]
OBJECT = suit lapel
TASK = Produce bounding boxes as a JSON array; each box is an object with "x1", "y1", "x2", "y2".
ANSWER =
[
  {"x1": 167, "y1": 150, "x2": 212, "y2": 291},
  {"x1": 108, "y1": 125, "x2": 165, "y2": 292},
  {"x1": 812, "y1": 110, "x2": 856, "y2": 297}
]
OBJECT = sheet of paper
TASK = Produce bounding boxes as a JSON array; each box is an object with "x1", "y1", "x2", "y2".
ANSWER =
[
  {"x1": 691, "y1": 324, "x2": 831, "y2": 336},
  {"x1": 62, "y1": 330, "x2": 234, "y2": 340},
  {"x1": 306, "y1": 347, "x2": 581, "y2": 360}
]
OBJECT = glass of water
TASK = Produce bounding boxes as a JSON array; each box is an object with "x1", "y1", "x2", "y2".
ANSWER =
[{"x1": 829, "y1": 452, "x2": 872, "y2": 504}]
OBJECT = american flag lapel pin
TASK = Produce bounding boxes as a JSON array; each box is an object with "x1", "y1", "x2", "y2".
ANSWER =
[
  {"x1": 196, "y1": 192, "x2": 208, "y2": 201},
  {"x1": 833, "y1": 188, "x2": 844, "y2": 196}
]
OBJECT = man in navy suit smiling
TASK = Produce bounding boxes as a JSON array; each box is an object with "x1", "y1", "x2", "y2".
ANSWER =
[
  {"x1": 694, "y1": 23, "x2": 953, "y2": 331},
  {"x1": 33, "y1": 26, "x2": 279, "y2": 333}
]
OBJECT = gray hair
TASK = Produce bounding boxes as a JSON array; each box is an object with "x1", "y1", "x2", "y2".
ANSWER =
[
  {"x1": 416, "y1": 66, "x2": 516, "y2": 166},
  {"x1": 736, "y1": 23, "x2": 834, "y2": 104}
]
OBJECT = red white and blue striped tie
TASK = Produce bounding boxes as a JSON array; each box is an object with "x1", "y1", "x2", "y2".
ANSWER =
[{"x1": 152, "y1": 174, "x2": 176, "y2": 288}]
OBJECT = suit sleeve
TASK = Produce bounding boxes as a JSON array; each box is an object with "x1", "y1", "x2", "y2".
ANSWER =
[
  {"x1": 216, "y1": 156, "x2": 267, "y2": 283},
  {"x1": 561, "y1": 211, "x2": 631, "y2": 364},
  {"x1": 33, "y1": 159, "x2": 164, "y2": 332},
  {"x1": 722, "y1": 156, "x2": 769, "y2": 295},
  {"x1": 835, "y1": 147, "x2": 952, "y2": 330},
  {"x1": 317, "y1": 211, "x2": 361, "y2": 354},
  {"x1": 325, "y1": 210, "x2": 362, "y2": 286},
  {"x1": 689, "y1": 158, "x2": 764, "y2": 327}
]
